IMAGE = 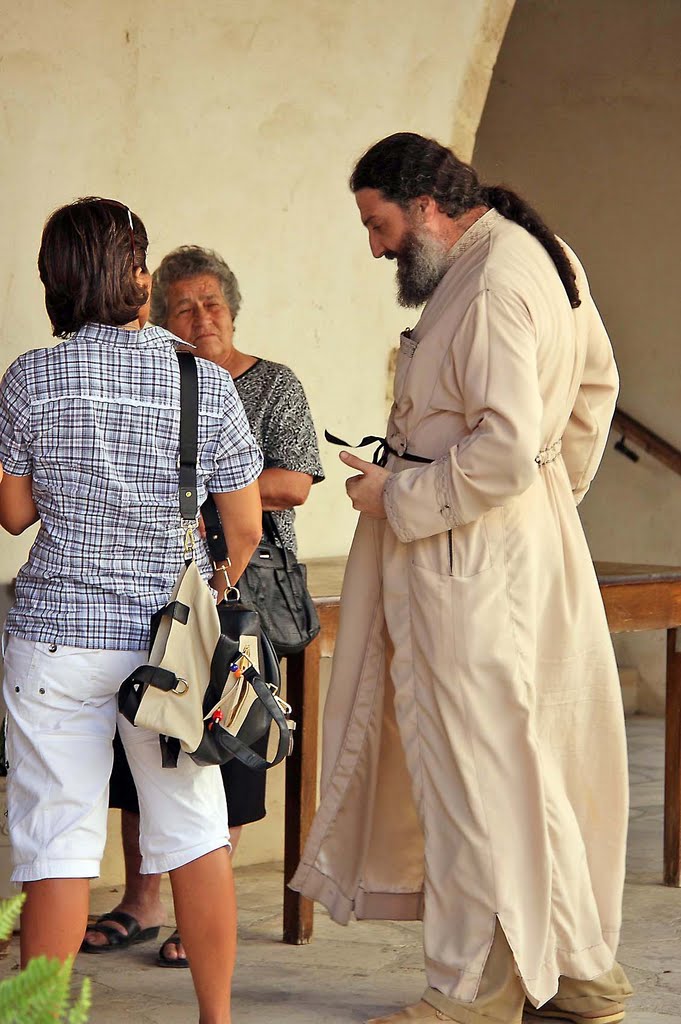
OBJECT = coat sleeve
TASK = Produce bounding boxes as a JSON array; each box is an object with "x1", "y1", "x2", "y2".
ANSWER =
[
  {"x1": 383, "y1": 287, "x2": 542, "y2": 543},
  {"x1": 560, "y1": 293, "x2": 618, "y2": 505}
]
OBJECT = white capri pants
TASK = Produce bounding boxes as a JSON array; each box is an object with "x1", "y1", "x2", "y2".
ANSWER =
[{"x1": 2, "y1": 636, "x2": 229, "y2": 883}]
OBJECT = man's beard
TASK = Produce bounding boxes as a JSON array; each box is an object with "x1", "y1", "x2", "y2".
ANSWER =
[{"x1": 392, "y1": 229, "x2": 452, "y2": 308}]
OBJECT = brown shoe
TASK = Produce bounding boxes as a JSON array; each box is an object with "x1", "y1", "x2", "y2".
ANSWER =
[
  {"x1": 366, "y1": 1000, "x2": 458, "y2": 1023},
  {"x1": 525, "y1": 1003, "x2": 625, "y2": 1024}
]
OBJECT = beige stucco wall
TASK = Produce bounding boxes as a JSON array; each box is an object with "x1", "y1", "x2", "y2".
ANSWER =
[
  {"x1": 0, "y1": 0, "x2": 512, "y2": 575},
  {"x1": 0, "y1": 0, "x2": 513, "y2": 870},
  {"x1": 473, "y1": 0, "x2": 681, "y2": 713}
]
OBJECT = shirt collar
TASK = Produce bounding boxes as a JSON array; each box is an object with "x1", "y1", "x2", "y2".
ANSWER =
[
  {"x1": 73, "y1": 322, "x2": 177, "y2": 349},
  {"x1": 445, "y1": 207, "x2": 500, "y2": 266},
  {"x1": 408, "y1": 210, "x2": 502, "y2": 342}
]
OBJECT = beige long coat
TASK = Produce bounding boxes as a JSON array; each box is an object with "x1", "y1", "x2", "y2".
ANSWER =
[{"x1": 291, "y1": 210, "x2": 628, "y2": 1007}]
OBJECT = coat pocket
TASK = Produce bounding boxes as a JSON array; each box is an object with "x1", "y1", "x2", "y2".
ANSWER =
[{"x1": 411, "y1": 518, "x2": 492, "y2": 579}]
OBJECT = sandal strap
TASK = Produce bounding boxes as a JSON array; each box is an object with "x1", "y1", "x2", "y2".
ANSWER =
[
  {"x1": 87, "y1": 923, "x2": 135, "y2": 946},
  {"x1": 93, "y1": 910, "x2": 141, "y2": 939}
]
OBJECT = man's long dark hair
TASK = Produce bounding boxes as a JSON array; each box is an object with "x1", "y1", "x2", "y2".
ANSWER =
[{"x1": 350, "y1": 133, "x2": 580, "y2": 308}]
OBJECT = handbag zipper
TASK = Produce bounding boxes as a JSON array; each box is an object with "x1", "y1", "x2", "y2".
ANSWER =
[{"x1": 447, "y1": 529, "x2": 453, "y2": 575}]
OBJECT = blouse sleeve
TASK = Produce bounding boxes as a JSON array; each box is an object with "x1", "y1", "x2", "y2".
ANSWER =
[
  {"x1": 0, "y1": 357, "x2": 33, "y2": 477},
  {"x1": 261, "y1": 367, "x2": 325, "y2": 482},
  {"x1": 383, "y1": 287, "x2": 542, "y2": 542}
]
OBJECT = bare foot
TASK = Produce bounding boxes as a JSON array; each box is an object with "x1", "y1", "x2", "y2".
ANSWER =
[{"x1": 159, "y1": 930, "x2": 187, "y2": 963}]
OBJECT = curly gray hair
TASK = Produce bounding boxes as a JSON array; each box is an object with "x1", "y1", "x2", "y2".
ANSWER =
[{"x1": 150, "y1": 245, "x2": 242, "y2": 326}]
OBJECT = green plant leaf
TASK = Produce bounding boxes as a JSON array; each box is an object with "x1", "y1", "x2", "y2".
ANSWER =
[
  {"x1": 0, "y1": 938, "x2": 90, "y2": 1023},
  {"x1": 66, "y1": 978, "x2": 92, "y2": 1024},
  {"x1": 0, "y1": 893, "x2": 24, "y2": 943}
]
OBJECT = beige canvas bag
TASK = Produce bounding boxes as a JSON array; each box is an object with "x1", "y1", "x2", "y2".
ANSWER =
[{"x1": 118, "y1": 352, "x2": 293, "y2": 770}]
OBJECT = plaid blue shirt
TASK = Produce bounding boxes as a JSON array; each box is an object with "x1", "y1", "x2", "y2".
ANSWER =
[{"x1": 0, "y1": 323, "x2": 263, "y2": 649}]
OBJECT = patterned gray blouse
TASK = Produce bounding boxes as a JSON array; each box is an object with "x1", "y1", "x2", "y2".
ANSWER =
[{"x1": 233, "y1": 359, "x2": 324, "y2": 554}]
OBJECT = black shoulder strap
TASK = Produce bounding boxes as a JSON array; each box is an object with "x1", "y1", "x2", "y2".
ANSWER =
[
  {"x1": 262, "y1": 510, "x2": 281, "y2": 546},
  {"x1": 177, "y1": 352, "x2": 199, "y2": 521},
  {"x1": 262, "y1": 511, "x2": 293, "y2": 569},
  {"x1": 202, "y1": 494, "x2": 229, "y2": 563}
]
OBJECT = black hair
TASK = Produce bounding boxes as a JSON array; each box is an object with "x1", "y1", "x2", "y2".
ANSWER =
[
  {"x1": 350, "y1": 133, "x2": 580, "y2": 307},
  {"x1": 38, "y1": 197, "x2": 150, "y2": 338}
]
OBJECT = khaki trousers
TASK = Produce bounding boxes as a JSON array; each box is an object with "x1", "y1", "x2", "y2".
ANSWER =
[{"x1": 424, "y1": 923, "x2": 633, "y2": 1024}]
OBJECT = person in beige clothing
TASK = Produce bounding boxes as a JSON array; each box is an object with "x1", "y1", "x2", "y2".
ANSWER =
[{"x1": 290, "y1": 134, "x2": 632, "y2": 1023}]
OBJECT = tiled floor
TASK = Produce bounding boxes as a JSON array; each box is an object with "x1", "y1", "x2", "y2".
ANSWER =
[{"x1": 1, "y1": 716, "x2": 679, "y2": 1022}]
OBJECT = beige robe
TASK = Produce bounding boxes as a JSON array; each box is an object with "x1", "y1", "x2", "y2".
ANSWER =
[{"x1": 290, "y1": 210, "x2": 628, "y2": 1007}]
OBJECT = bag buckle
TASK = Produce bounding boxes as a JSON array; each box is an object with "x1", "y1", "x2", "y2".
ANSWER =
[
  {"x1": 183, "y1": 525, "x2": 196, "y2": 558},
  {"x1": 172, "y1": 677, "x2": 189, "y2": 696},
  {"x1": 274, "y1": 694, "x2": 292, "y2": 716},
  {"x1": 286, "y1": 718, "x2": 296, "y2": 757},
  {"x1": 214, "y1": 561, "x2": 233, "y2": 589}
]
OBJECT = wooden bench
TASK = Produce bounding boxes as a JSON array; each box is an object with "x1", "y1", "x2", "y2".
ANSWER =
[{"x1": 282, "y1": 559, "x2": 681, "y2": 943}]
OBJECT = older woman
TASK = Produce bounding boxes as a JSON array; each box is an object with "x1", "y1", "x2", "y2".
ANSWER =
[
  {"x1": 83, "y1": 246, "x2": 324, "y2": 966},
  {"x1": 0, "y1": 200, "x2": 263, "y2": 1023},
  {"x1": 157, "y1": 247, "x2": 324, "y2": 557}
]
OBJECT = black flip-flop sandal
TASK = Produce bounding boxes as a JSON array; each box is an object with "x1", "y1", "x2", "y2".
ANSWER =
[
  {"x1": 157, "y1": 930, "x2": 189, "y2": 968},
  {"x1": 81, "y1": 910, "x2": 161, "y2": 954}
]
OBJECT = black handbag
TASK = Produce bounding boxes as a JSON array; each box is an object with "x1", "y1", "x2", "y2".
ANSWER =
[
  {"x1": 203, "y1": 503, "x2": 320, "y2": 658},
  {"x1": 118, "y1": 352, "x2": 294, "y2": 771}
]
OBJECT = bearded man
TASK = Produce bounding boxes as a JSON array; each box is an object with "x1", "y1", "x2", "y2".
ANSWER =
[{"x1": 291, "y1": 133, "x2": 632, "y2": 1024}]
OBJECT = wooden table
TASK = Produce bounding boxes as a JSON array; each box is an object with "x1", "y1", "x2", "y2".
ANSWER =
[
  {"x1": 282, "y1": 558, "x2": 345, "y2": 944},
  {"x1": 596, "y1": 563, "x2": 681, "y2": 887},
  {"x1": 282, "y1": 559, "x2": 681, "y2": 944}
]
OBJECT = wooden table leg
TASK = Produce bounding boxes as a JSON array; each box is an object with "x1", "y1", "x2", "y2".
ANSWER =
[
  {"x1": 664, "y1": 627, "x2": 681, "y2": 885},
  {"x1": 283, "y1": 637, "x2": 321, "y2": 942}
]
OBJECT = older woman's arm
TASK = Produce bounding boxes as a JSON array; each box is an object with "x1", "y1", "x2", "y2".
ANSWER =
[
  {"x1": 254, "y1": 366, "x2": 324, "y2": 511},
  {"x1": 258, "y1": 468, "x2": 312, "y2": 511},
  {"x1": 0, "y1": 472, "x2": 39, "y2": 534}
]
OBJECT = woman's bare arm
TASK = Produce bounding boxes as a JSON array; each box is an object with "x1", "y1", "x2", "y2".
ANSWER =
[
  {"x1": 209, "y1": 480, "x2": 262, "y2": 598},
  {"x1": 0, "y1": 472, "x2": 39, "y2": 535},
  {"x1": 258, "y1": 468, "x2": 312, "y2": 511}
]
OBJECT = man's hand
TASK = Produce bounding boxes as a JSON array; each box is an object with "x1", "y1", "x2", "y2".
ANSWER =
[{"x1": 340, "y1": 451, "x2": 390, "y2": 518}]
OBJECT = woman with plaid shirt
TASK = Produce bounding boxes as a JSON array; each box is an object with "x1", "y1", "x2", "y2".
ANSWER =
[{"x1": 0, "y1": 198, "x2": 263, "y2": 1024}]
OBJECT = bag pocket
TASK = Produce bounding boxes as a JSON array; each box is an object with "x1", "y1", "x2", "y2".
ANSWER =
[{"x1": 204, "y1": 657, "x2": 252, "y2": 729}]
